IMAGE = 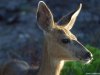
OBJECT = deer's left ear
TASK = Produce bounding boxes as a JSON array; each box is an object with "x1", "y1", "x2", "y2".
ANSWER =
[
  {"x1": 57, "y1": 4, "x2": 82, "y2": 30},
  {"x1": 37, "y1": 1, "x2": 54, "y2": 31}
]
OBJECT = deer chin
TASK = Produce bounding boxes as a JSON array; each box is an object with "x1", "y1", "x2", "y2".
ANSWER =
[
  {"x1": 63, "y1": 57, "x2": 79, "y2": 62},
  {"x1": 80, "y1": 58, "x2": 93, "y2": 64}
]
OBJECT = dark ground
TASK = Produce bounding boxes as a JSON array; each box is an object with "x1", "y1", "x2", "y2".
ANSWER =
[{"x1": 0, "y1": 0, "x2": 100, "y2": 68}]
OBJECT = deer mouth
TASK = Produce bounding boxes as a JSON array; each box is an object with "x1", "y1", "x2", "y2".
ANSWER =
[
  {"x1": 84, "y1": 57, "x2": 93, "y2": 64},
  {"x1": 75, "y1": 51, "x2": 93, "y2": 64},
  {"x1": 79, "y1": 57, "x2": 93, "y2": 64}
]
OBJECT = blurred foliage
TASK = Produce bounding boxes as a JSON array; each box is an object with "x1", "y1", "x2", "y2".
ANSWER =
[{"x1": 61, "y1": 45, "x2": 100, "y2": 75}]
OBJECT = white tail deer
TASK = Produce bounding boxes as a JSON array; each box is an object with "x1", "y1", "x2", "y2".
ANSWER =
[{"x1": 0, "y1": 1, "x2": 93, "y2": 75}]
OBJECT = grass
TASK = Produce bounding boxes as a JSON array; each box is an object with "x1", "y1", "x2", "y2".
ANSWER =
[{"x1": 61, "y1": 45, "x2": 100, "y2": 75}]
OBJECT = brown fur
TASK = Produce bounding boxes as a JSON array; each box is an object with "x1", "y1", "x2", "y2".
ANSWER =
[{"x1": 37, "y1": 1, "x2": 93, "y2": 75}]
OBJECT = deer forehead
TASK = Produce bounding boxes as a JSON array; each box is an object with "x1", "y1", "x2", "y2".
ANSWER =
[
  {"x1": 52, "y1": 26, "x2": 77, "y2": 41},
  {"x1": 63, "y1": 28, "x2": 77, "y2": 40}
]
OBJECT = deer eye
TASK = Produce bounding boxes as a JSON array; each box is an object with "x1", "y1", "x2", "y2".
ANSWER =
[{"x1": 61, "y1": 38, "x2": 70, "y2": 44}]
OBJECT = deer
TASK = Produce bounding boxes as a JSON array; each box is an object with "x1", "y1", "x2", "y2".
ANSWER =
[{"x1": 0, "y1": 1, "x2": 93, "y2": 75}]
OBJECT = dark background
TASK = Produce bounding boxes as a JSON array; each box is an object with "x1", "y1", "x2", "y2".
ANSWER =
[
  {"x1": 39, "y1": 0, "x2": 100, "y2": 48},
  {"x1": 0, "y1": 0, "x2": 100, "y2": 68}
]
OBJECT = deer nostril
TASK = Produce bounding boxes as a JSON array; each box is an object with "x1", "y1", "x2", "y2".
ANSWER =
[{"x1": 84, "y1": 52, "x2": 92, "y2": 59}]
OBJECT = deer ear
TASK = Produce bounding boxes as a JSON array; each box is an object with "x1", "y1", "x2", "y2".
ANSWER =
[
  {"x1": 57, "y1": 4, "x2": 82, "y2": 30},
  {"x1": 37, "y1": 1, "x2": 54, "y2": 31}
]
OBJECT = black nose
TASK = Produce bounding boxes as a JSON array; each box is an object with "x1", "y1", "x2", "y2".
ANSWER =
[{"x1": 84, "y1": 52, "x2": 92, "y2": 59}]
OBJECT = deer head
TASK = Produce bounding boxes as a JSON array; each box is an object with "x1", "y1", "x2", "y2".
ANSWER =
[{"x1": 37, "y1": 1, "x2": 93, "y2": 64}]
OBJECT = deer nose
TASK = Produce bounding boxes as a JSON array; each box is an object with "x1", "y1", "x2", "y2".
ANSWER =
[{"x1": 84, "y1": 52, "x2": 93, "y2": 60}]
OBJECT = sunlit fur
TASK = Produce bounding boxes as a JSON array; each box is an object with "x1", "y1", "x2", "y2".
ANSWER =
[{"x1": 37, "y1": 1, "x2": 93, "y2": 75}]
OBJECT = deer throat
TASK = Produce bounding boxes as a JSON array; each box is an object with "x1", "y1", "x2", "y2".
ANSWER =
[{"x1": 37, "y1": 44, "x2": 64, "y2": 75}]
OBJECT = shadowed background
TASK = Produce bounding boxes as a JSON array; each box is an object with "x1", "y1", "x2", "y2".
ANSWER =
[
  {"x1": 36, "y1": 0, "x2": 100, "y2": 47},
  {"x1": 0, "y1": 0, "x2": 100, "y2": 74}
]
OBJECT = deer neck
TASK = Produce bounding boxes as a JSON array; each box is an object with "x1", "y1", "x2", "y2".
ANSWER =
[
  {"x1": 38, "y1": 49, "x2": 64, "y2": 75},
  {"x1": 37, "y1": 34, "x2": 64, "y2": 75}
]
